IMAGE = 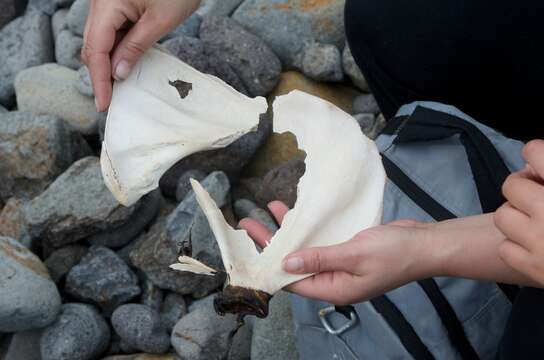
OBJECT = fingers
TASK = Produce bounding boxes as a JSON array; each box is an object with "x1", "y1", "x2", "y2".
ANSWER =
[
  {"x1": 110, "y1": 10, "x2": 178, "y2": 81},
  {"x1": 283, "y1": 242, "x2": 356, "y2": 274},
  {"x1": 499, "y1": 240, "x2": 533, "y2": 278},
  {"x1": 267, "y1": 201, "x2": 289, "y2": 225},
  {"x1": 523, "y1": 140, "x2": 544, "y2": 178},
  {"x1": 494, "y1": 203, "x2": 533, "y2": 249},
  {"x1": 285, "y1": 272, "x2": 360, "y2": 305},
  {"x1": 238, "y1": 218, "x2": 272, "y2": 249},
  {"x1": 502, "y1": 173, "x2": 544, "y2": 216},
  {"x1": 82, "y1": 5, "x2": 129, "y2": 112}
]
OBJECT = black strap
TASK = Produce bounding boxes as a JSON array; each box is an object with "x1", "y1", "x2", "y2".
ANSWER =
[
  {"x1": 393, "y1": 106, "x2": 509, "y2": 213},
  {"x1": 370, "y1": 296, "x2": 435, "y2": 360},
  {"x1": 417, "y1": 279, "x2": 480, "y2": 360}
]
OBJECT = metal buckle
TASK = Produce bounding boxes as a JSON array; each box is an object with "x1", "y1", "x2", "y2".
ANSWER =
[{"x1": 318, "y1": 306, "x2": 358, "y2": 335}]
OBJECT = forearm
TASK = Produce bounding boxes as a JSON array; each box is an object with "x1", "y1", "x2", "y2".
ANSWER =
[{"x1": 424, "y1": 214, "x2": 538, "y2": 286}]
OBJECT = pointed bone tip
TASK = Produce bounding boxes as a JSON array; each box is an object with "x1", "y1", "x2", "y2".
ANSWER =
[{"x1": 214, "y1": 285, "x2": 272, "y2": 319}]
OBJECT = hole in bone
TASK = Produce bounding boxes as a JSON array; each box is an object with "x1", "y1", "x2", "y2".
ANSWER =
[{"x1": 169, "y1": 79, "x2": 193, "y2": 99}]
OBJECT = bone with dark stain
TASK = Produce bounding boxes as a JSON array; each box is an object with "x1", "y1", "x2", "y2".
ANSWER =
[{"x1": 169, "y1": 80, "x2": 193, "y2": 99}]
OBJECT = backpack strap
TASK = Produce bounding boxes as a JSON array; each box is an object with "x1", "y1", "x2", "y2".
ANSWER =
[
  {"x1": 378, "y1": 106, "x2": 520, "y2": 359},
  {"x1": 370, "y1": 296, "x2": 436, "y2": 360}
]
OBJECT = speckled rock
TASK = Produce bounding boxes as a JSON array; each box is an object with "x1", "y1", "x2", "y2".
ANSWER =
[
  {"x1": 102, "y1": 355, "x2": 177, "y2": 360},
  {"x1": 343, "y1": 43, "x2": 369, "y2": 92},
  {"x1": 228, "y1": 323, "x2": 251, "y2": 360},
  {"x1": 14, "y1": 64, "x2": 100, "y2": 134},
  {"x1": 163, "y1": 35, "x2": 248, "y2": 95},
  {"x1": 233, "y1": 0, "x2": 345, "y2": 66},
  {"x1": 200, "y1": 16, "x2": 281, "y2": 97},
  {"x1": 251, "y1": 291, "x2": 299, "y2": 360},
  {"x1": 171, "y1": 297, "x2": 239, "y2": 360},
  {"x1": 160, "y1": 293, "x2": 187, "y2": 333},
  {"x1": 24, "y1": 157, "x2": 137, "y2": 248},
  {"x1": 0, "y1": 10, "x2": 54, "y2": 107},
  {"x1": 74, "y1": 65, "x2": 93, "y2": 97},
  {"x1": 40, "y1": 303, "x2": 110, "y2": 360},
  {"x1": 299, "y1": 42, "x2": 343, "y2": 82},
  {"x1": 88, "y1": 190, "x2": 162, "y2": 248},
  {"x1": 175, "y1": 170, "x2": 207, "y2": 202},
  {"x1": 160, "y1": 116, "x2": 271, "y2": 198},
  {"x1": 5, "y1": 329, "x2": 42, "y2": 360},
  {"x1": 353, "y1": 93, "x2": 379, "y2": 114},
  {"x1": 233, "y1": 199, "x2": 278, "y2": 232},
  {"x1": 52, "y1": 8, "x2": 69, "y2": 40},
  {"x1": 66, "y1": 246, "x2": 141, "y2": 313},
  {"x1": 255, "y1": 159, "x2": 305, "y2": 209},
  {"x1": 353, "y1": 113, "x2": 376, "y2": 137},
  {"x1": 112, "y1": 304, "x2": 170, "y2": 354},
  {"x1": 162, "y1": 13, "x2": 202, "y2": 41},
  {"x1": 44, "y1": 244, "x2": 88, "y2": 283},
  {"x1": 0, "y1": 236, "x2": 61, "y2": 332},
  {"x1": 132, "y1": 172, "x2": 229, "y2": 297},
  {"x1": 196, "y1": 0, "x2": 243, "y2": 17},
  {"x1": 55, "y1": 29, "x2": 83, "y2": 69},
  {"x1": 0, "y1": 198, "x2": 31, "y2": 248},
  {"x1": 0, "y1": 111, "x2": 75, "y2": 202},
  {"x1": 66, "y1": 0, "x2": 89, "y2": 36},
  {"x1": 27, "y1": 0, "x2": 56, "y2": 15}
]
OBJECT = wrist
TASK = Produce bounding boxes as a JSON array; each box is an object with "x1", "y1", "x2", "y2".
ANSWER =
[{"x1": 418, "y1": 221, "x2": 458, "y2": 278}]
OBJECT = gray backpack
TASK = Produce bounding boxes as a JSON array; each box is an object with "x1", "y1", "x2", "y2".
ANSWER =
[{"x1": 289, "y1": 101, "x2": 526, "y2": 360}]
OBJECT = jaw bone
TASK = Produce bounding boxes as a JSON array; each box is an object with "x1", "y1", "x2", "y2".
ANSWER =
[{"x1": 101, "y1": 48, "x2": 386, "y2": 318}]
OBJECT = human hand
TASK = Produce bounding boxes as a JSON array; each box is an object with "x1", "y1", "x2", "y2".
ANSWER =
[
  {"x1": 239, "y1": 201, "x2": 434, "y2": 305},
  {"x1": 82, "y1": 0, "x2": 200, "y2": 112},
  {"x1": 495, "y1": 140, "x2": 544, "y2": 287}
]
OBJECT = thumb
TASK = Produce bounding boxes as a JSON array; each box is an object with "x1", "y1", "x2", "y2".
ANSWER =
[
  {"x1": 110, "y1": 12, "x2": 177, "y2": 81},
  {"x1": 282, "y1": 242, "x2": 354, "y2": 274}
]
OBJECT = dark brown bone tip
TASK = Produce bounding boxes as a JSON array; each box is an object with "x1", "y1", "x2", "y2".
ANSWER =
[{"x1": 214, "y1": 285, "x2": 272, "y2": 319}]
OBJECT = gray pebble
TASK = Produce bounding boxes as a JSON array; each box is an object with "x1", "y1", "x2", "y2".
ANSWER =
[
  {"x1": 66, "y1": 0, "x2": 89, "y2": 36},
  {"x1": 256, "y1": 159, "x2": 306, "y2": 209},
  {"x1": 353, "y1": 93, "x2": 380, "y2": 114},
  {"x1": 162, "y1": 13, "x2": 202, "y2": 41},
  {"x1": 200, "y1": 16, "x2": 281, "y2": 97},
  {"x1": 140, "y1": 276, "x2": 164, "y2": 312},
  {"x1": 24, "y1": 157, "x2": 137, "y2": 248},
  {"x1": 44, "y1": 244, "x2": 88, "y2": 283},
  {"x1": 88, "y1": 189, "x2": 162, "y2": 248},
  {"x1": 343, "y1": 43, "x2": 370, "y2": 92},
  {"x1": 353, "y1": 113, "x2": 377, "y2": 137},
  {"x1": 233, "y1": 0, "x2": 345, "y2": 66},
  {"x1": 0, "y1": 236, "x2": 61, "y2": 332},
  {"x1": 251, "y1": 291, "x2": 299, "y2": 360},
  {"x1": 0, "y1": 111, "x2": 75, "y2": 203},
  {"x1": 55, "y1": 29, "x2": 83, "y2": 69},
  {"x1": 5, "y1": 329, "x2": 42, "y2": 360},
  {"x1": 66, "y1": 245, "x2": 141, "y2": 313},
  {"x1": 234, "y1": 199, "x2": 278, "y2": 232},
  {"x1": 14, "y1": 64, "x2": 100, "y2": 135},
  {"x1": 233, "y1": 198, "x2": 258, "y2": 218},
  {"x1": 175, "y1": 170, "x2": 207, "y2": 202},
  {"x1": 301, "y1": 43, "x2": 343, "y2": 82},
  {"x1": 0, "y1": 197, "x2": 32, "y2": 248},
  {"x1": 27, "y1": 0, "x2": 56, "y2": 15},
  {"x1": 112, "y1": 304, "x2": 170, "y2": 354},
  {"x1": 0, "y1": 0, "x2": 18, "y2": 30},
  {"x1": 75, "y1": 65, "x2": 93, "y2": 97},
  {"x1": 228, "y1": 323, "x2": 252, "y2": 360},
  {"x1": 171, "y1": 297, "x2": 239, "y2": 360},
  {"x1": 196, "y1": 0, "x2": 243, "y2": 17},
  {"x1": 160, "y1": 293, "x2": 188, "y2": 333},
  {"x1": 0, "y1": 10, "x2": 54, "y2": 106},
  {"x1": 40, "y1": 303, "x2": 110, "y2": 360},
  {"x1": 52, "y1": 8, "x2": 69, "y2": 41}
]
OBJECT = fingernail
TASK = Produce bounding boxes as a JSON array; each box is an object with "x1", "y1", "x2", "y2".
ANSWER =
[
  {"x1": 283, "y1": 257, "x2": 304, "y2": 272},
  {"x1": 114, "y1": 60, "x2": 131, "y2": 80}
]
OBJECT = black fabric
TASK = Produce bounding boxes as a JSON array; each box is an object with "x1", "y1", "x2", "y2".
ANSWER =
[
  {"x1": 344, "y1": 0, "x2": 544, "y2": 141},
  {"x1": 394, "y1": 106, "x2": 509, "y2": 213},
  {"x1": 370, "y1": 296, "x2": 435, "y2": 360},
  {"x1": 417, "y1": 279, "x2": 480, "y2": 360},
  {"x1": 497, "y1": 287, "x2": 544, "y2": 359}
]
